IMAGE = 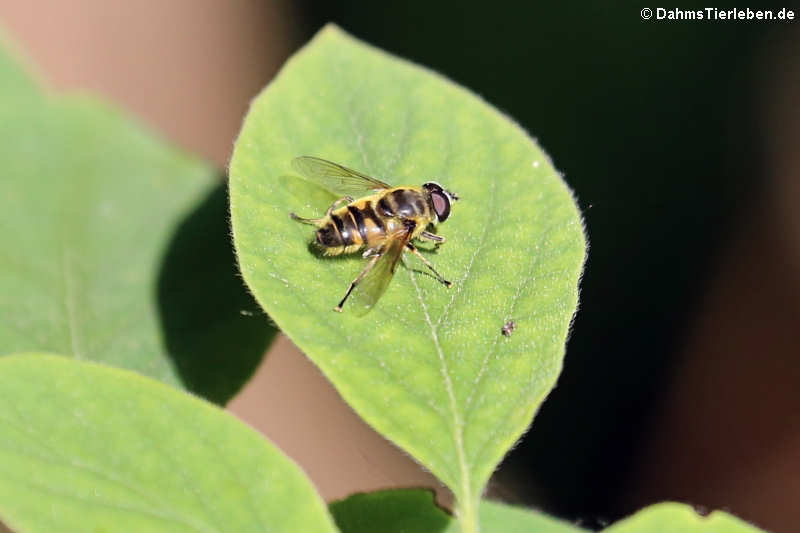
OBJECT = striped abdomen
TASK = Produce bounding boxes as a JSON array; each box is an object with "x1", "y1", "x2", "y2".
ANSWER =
[{"x1": 316, "y1": 188, "x2": 432, "y2": 255}]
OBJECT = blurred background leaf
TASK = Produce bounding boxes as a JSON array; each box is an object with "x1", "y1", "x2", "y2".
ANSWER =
[
  {"x1": 230, "y1": 26, "x2": 585, "y2": 526},
  {"x1": 330, "y1": 490, "x2": 453, "y2": 533},
  {"x1": 0, "y1": 31, "x2": 39, "y2": 102},
  {"x1": 601, "y1": 503, "x2": 765, "y2": 533},
  {"x1": 330, "y1": 489, "x2": 588, "y2": 533},
  {"x1": 0, "y1": 35, "x2": 275, "y2": 404},
  {"x1": 0, "y1": 353, "x2": 337, "y2": 533}
]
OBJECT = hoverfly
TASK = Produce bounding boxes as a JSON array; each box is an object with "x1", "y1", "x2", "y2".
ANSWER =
[{"x1": 289, "y1": 156, "x2": 459, "y2": 314}]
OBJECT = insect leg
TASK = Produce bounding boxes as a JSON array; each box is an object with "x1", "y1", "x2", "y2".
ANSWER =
[
  {"x1": 334, "y1": 252, "x2": 382, "y2": 312},
  {"x1": 420, "y1": 231, "x2": 446, "y2": 243},
  {"x1": 325, "y1": 196, "x2": 355, "y2": 216},
  {"x1": 289, "y1": 213, "x2": 322, "y2": 225},
  {"x1": 290, "y1": 195, "x2": 354, "y2": 225},
  {"x1": 405, "y1": 244, "x2": 452, "y2": 287}
]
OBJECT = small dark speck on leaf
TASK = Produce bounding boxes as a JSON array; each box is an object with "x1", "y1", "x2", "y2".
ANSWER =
[{"x1": 501, "y1": 320, "x2": 516, "y2": 337}]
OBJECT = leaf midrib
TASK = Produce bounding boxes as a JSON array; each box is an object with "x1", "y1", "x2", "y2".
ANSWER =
[
  {"x1": 272, "y1": 36, "x2": 563, "y2": 501},
  {"x1": 410, "y1": 270, "x2": 472, "y2": 505},
  {"x1": 337, "y1": 60, "x2": 509, "y2": 501},
  {"x1": 341, "y1": 62, "x2": 480, "y2": 498},
  {"x1": 415, "y1": 154, "x2": 500, "y2": 503},
  {"x1": 60, "y1": 247, "x2": 84, "y2": 359}
]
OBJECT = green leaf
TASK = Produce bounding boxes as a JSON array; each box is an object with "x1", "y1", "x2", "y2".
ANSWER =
[
  {"x1": 0, "y1": 38, "x2": 275, "y2": 403},
  {"x1": 330, "y1": 489, "x2": 587, "y2": 533},
  {"x1": 0, "y1": 30, "x2": 40, "y2": 102},
  {"x1": 478, "y1": 500, "x2": 588, "y2": 533},
  {"x1": 602, "y1": 503, "x2": 765, "y2": 532},
  {"x1": 230, "y1": 24, "x2": 585, "y2": 527},
  {"x1": 330, "y1": 490, "x2": 453, "y2": 533},
  {"x1": 0, "y1": 353, "x2": 338, "y2": 533}
]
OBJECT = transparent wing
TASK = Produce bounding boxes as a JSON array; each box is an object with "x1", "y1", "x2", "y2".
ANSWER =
[
  {"x1": 350, "y1": 229, "x2": 412, "y2": 316},
  {"x1": 292, "y1": 156, "x2": 392, "y2": 198}
]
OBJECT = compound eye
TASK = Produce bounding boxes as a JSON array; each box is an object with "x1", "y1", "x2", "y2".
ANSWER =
[{"x1": 431, "y1": 191, "x2": 451, "y2": 222}]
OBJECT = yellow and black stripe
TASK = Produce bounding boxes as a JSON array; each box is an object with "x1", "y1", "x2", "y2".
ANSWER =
[{"x1": 315, "y1": 187, "x2": 433, "y2": 255}]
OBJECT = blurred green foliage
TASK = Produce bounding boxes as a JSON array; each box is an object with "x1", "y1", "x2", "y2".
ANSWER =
[
  {"x1": 0, "y1": 354, "x2": 337, "y2": 533},
  {"x1": 0, "y1": 32, "x2": 274, "y2": 404}
]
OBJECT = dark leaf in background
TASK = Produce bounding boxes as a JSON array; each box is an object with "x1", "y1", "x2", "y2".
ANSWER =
[
  {"x1": 0, "y1": 33, "x2": 273, "y2": 404},
  {"x1": 330, "y1": 489, "x2": 589, "y2": 533}
]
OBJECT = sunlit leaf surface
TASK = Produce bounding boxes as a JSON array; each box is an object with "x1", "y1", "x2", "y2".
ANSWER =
[{"x1": 230, "y1": 25, "x2": 585, "y2": 518}]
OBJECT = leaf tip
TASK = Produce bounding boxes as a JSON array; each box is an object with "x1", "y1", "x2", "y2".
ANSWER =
[{"x1": 314, "y1": 22, "x2": 353, "y2": 45}]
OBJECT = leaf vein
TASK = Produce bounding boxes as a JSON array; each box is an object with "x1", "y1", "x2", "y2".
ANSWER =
[
  {"x1": 61, "y1": 247, "x2": 84, "y2": 359},
  {"x1": 464, "y1": 222, "x2": 576, "y2": 472},
  {"x1": 409, "y1": 270, "x2": 469, "y2": 498}
]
